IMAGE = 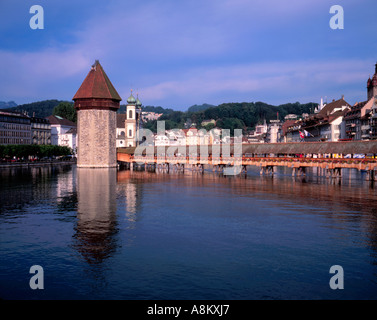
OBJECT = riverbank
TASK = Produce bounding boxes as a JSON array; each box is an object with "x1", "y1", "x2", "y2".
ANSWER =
[{"x1": 0, "y1": 160, "x2": 76, "y2": 169}]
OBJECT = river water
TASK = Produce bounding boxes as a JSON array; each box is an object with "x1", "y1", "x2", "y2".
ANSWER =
[{"x1": 1, "y1": 164, "x2": 377, "y2": 300}]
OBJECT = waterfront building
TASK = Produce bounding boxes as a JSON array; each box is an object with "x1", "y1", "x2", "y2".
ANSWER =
[
  {"x1": 359, "y1": 97, "x2": 377, "y2": 140},
  {"x1": 209, "y1": 127, "x2": 222, "y2": 145},
  {"x1": 284, "y1": 121, "x2": 302, "y2": 142},
  {"x1": 182, "y1": 128, "x2": 204, "y2": 146},
  {"x1": 46, "y1": 115, "x2": 76, "y2": 150},
  {"x1": 154, "y1": 133, "x2": 170, "y2": 146},
  {"x1": 0, "y1": 110, "x2": 32, "y2": 145},
  {"x1": 282, "y1": 97, "x2": 350, "y2": 142},
  {"x1": 165, "y1": 129, "x2": 186, "y2": 146},
  {"x1": 361, "y1": 108, "x2": 372, "y2": 140},
  {"x1": 281, "y1": 119, "x2": 298, "y2": 143},
  {"x1": 302, "y1": 97, "x2": 350, "y2": 141},
  {"x1": 246, "y1": 120, "x2": 269, "y2": 143},
  {"x1": 254, "y1": 120, "x2": 268, "y2": 136},
  {"x1": 31, "y1": 116, "x2": 51, "y2": 145},
  {"x1": 153, "y1": 128, "x2": 214, "y2": 146},
  {"x1": 370, "y1": 98, "x2": 377, "y2": 139},
  {"x1": 344, "y1": 98, "x2": 374, "y2": 140},
  {"x1": 60, "y1": 128, "x2": 77, "y2": 154},
  {"x1": 246, "y1": 120, "x2": 282, "y2": 143},
  {"x1": 266, "y1": 120, "x2": 282, "y2": 143},
  {"x1": 73, "y1": 60, "x2": 121, "y2": 168}
]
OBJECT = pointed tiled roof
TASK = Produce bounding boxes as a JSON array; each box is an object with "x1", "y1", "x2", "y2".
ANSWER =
[
  {"x1": 317, "y1": 97, "x2": 351, "y2": 116},
  {"x1": 73, "y1": 60, "x2": 122, "y2": 101}
]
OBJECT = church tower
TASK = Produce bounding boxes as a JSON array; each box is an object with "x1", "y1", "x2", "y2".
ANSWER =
[
  {"x1": 73, "y1": 60, "x2": 122, "y2": 168},
  {"x1": 125, "y1": 90, "x2": 141, "y2": 147},
  {"x1": 367, "y1": 63, "x2": 377, "y2": 100}
]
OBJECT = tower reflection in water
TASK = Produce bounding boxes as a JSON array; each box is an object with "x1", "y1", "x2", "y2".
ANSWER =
[{"x1": 73, "y1": 168, "x2": 118, "y2": 265}]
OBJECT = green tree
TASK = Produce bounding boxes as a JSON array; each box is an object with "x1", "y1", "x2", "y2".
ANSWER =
[
  {"x1": 202, "y1": 123, "x2": 215, "y2": 131},
  {"x1": 0, "y1": 145, "x2": 71, "y2": 159},
  {"x1": 216, "y1": 118, "x2": 246, "y2": 135},
  {"x1": 53, "y1": 102, "x2": 76, "y2": 123}
]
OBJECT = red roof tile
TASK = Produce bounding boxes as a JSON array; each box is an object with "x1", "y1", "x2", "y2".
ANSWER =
[
  {"x1": 73, "y1": 60, "x2": 122, "y2": 101},
  {"x1": 317, "y1": 98, "x2": 351, "y2": 117}
]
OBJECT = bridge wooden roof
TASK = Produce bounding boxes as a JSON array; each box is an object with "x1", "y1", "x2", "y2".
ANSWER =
[
  {"x1": 118, "y1": 140, "x2": 377, "y2": 156},
  {"x1": 240, "y1": 140, "x2": 377, "y2": 154}
]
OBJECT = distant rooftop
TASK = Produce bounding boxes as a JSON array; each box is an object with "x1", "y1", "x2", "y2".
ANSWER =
[
  {"x1": 46, "y1": 115, "x2": 76, "y2": 127},
  {"x1": 317, "y1": 97, "x2": 351, "y2": 117}
]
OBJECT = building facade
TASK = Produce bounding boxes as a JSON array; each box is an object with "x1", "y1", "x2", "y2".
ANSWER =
[
  {"x1": 266, "y1": 120, "x2": 282, "y2": 143},
  {"x1": 283, "y1": 97, "x2": 350, "y2": 142},
  {"x1": 60, "y1": 128, "x2": 77, "y2": 154},
  {"x1": 370, "y1": 99, "x2": 377, "y2": 139},
  {"x1": 31, "y1": 117, "x2": 51, "y2": 145},
  {"x1": 116, "y1": 113, "x2": 126, "y2": 148},
  {"x1": 46, "y1": 115, "x2": 76, "y2": 149},
  {"x1": 0, "y1": 110, "x2": 32, "y2": 145}
]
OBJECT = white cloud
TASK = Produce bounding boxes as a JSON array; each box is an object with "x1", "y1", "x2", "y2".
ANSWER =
[
  {"x1": 0, "y1": 48, "x2": 90, "y2": 100},
  {"x1": 137, "y1": 59, "x2": 372, "y2": 107},
  {"x1": 1, "y1": 0, "x2": 374, "y2": 107}
]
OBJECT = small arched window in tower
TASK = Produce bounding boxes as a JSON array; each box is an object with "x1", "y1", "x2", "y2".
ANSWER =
[
  {"x1": 129, "y1": 110, "x2": 133, "y2": 119},
  {"x1": 129, "y1": 129, "x2": 132, "y2": 137}
]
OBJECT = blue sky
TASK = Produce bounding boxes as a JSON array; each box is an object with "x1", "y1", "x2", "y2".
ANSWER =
[{"x1": 0, "y1": 0, "x2": 376, "y2": 110}]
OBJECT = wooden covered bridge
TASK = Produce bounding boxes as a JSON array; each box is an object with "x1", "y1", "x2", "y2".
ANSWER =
[{"x1": 117, "y1": 140, "x2": 377, "y2": 179}]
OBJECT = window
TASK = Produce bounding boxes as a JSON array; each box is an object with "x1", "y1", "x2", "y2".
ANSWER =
[
  {"x1": 129, "y1": 129, "x2": 132, "y2": 137},
  {"x1": 129, "y1": 110, "x2": 133, "y2": 119}
]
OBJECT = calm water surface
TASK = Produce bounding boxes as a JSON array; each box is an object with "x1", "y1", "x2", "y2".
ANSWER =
[{"x1": 1, "y1": 164, "x2": 377, "y2": 300}]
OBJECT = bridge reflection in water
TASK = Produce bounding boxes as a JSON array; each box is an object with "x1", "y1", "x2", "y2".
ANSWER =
[
  {"x1": 3, "y1": 163, "x2": 377, "y2": 299},
  {"x1": 115, "y1": 168, "x2": 377, "y2": 258}
]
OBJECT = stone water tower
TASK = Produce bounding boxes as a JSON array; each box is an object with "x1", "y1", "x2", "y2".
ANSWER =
[{"x1": 73, "y1": 60, "x2": 122, "y2": 168}]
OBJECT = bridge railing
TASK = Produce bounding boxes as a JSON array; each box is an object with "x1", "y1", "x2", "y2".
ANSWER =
[{"x1": 131, "y1": 154, "x2": 377, "y2": 165}]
